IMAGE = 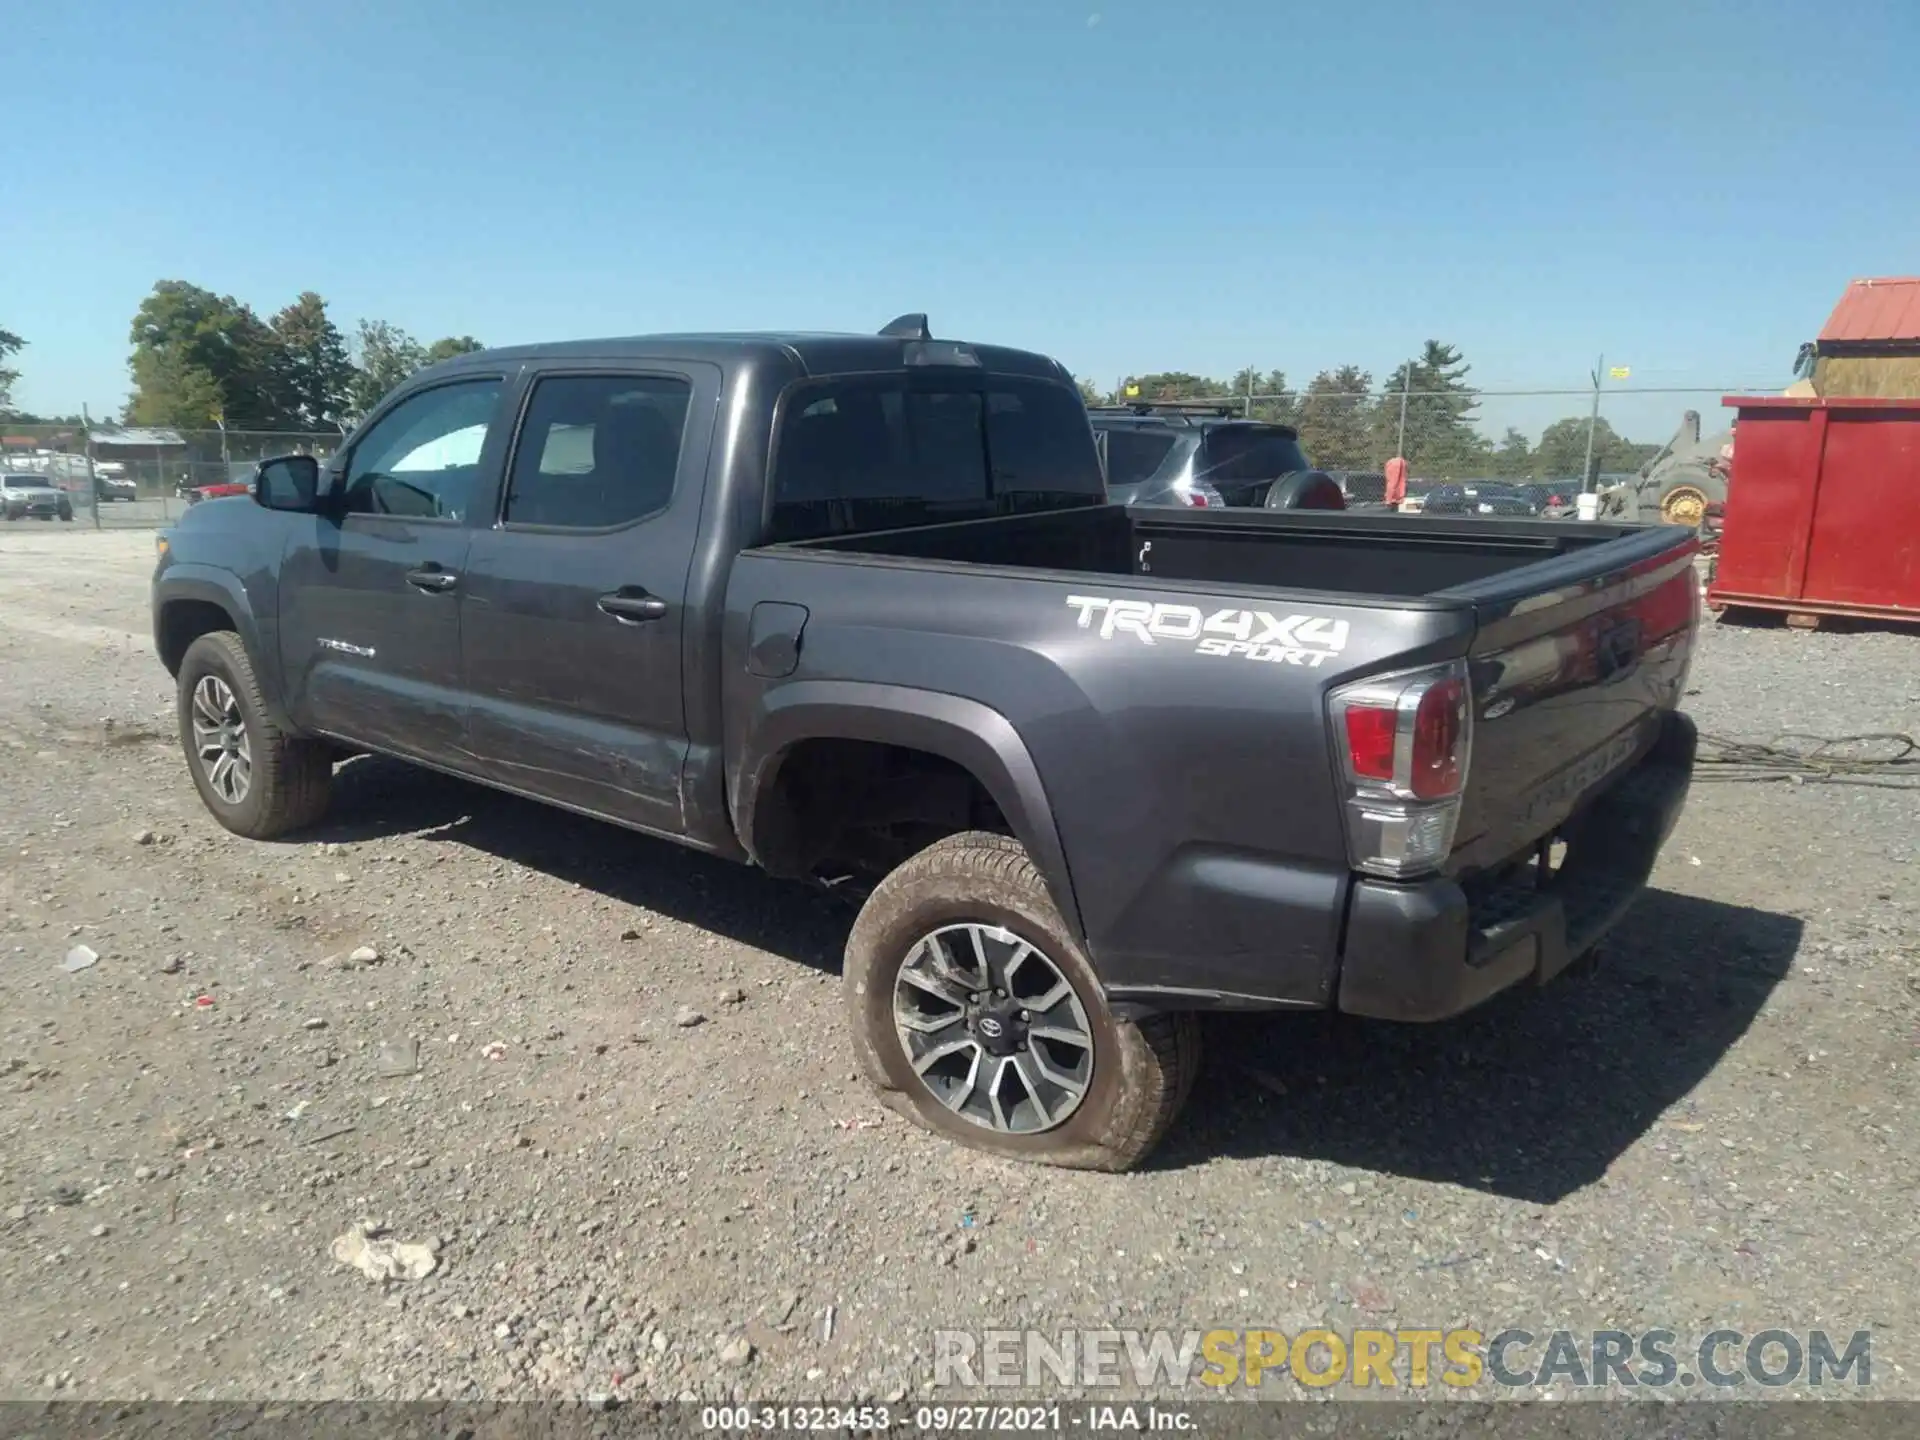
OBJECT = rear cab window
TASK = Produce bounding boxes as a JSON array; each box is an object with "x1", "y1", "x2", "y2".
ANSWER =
[{"x1": 768, "y1": 376, "x2": 1103, "y2": 543}]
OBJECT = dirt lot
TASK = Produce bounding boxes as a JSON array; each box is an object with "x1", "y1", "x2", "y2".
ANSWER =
[{"x1": 1, "y1": 527, "x2": 1914, "y2": 1403}]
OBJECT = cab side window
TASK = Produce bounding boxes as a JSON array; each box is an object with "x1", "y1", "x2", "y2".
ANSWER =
[
  {"x1": 504, "y1": 375, "x2": 692, "y2": 529},
  {"x1": 341, "y1": 379, "x2": 504, "y2": 520}
]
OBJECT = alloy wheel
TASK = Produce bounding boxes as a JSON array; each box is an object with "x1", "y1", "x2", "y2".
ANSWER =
[
  {"x1": 190, "y1": 675, "x2": 253, "y2": 805},
  {"x1": 892, "y1": 922, "x2": 1094, "y2": 1134}
]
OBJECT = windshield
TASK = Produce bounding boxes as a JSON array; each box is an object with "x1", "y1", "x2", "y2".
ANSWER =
[{"x1": 1196, "y1": 427, "x2": 1311, "y2": 481}]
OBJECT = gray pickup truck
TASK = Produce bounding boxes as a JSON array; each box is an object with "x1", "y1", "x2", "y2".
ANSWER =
[{"x1": 151, "y1": 317, "x2": 1701, "y2": 1171}]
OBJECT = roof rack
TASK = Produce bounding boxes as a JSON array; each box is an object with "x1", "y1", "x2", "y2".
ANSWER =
[{"x1": 1089, "y1": 400, "x2": 1241, "y2": 420}]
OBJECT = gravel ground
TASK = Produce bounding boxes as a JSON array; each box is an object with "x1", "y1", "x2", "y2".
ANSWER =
[{"x1": 0, "y1": 527, "x2": 1914, "y2": 1404}]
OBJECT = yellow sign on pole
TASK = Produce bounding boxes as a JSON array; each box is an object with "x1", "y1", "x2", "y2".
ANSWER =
[
  {"x1": 1608, "y1": 366, "x2": 1630, "y2": 380},
  {"x1": 1124, "y1": 383, "x2": 1140, "y2": 397}
]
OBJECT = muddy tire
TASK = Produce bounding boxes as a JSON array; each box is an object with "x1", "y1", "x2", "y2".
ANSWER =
[
  {"x1": 845, "y1": 831, "x2": 1199, "y2": 1172},
  {"x1": 176, "y1": 631, "x2": 333, "y2": 840}
]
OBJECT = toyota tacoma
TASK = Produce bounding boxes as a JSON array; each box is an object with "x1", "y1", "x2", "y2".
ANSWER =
[{"x1": 151, "y1": 316, "x2": 1701, "y2": 1170}]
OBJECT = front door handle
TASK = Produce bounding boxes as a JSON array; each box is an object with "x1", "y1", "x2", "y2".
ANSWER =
[
  {"x1": 405, "y1": 566, "x2": 458, "y2": 593},
  {"x1": 598, "y1": 589, "x2": 668, "y2": 624}
]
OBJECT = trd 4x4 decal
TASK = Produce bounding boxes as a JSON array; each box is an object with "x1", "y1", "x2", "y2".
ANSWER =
[{"x1": 1065, "y1": 595, "x2": 1351, "y2": 668}]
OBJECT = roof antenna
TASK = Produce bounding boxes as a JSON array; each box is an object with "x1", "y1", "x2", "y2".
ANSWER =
[{"x1": 879, "y1": 313, "x2": 931, "y2": 340}]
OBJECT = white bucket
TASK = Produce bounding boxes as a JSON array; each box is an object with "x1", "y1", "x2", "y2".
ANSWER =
[{"x1": 1575, "y1": 492, "x2": 1600, "y2": 522}]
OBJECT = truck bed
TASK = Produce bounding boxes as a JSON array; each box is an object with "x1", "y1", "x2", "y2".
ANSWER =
[
  {"x1": 777, "y1": 502, "x2": 1670, "y2": 600},
  {"x1": 750, "y1": 502, "x2": 1700, "y2": 975}
]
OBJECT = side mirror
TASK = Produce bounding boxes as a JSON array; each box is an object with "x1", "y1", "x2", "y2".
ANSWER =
[{"x1": 253, "y1": 455, "x2": 322, "y2": 513}]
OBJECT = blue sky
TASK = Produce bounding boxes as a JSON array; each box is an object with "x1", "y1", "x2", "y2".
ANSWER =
[{"x1": 4, "y1": 0, "x2": 1916, "y2": 443}]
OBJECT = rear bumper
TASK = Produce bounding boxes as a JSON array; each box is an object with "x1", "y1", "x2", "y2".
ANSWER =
[{"x1": 1335, "y1": 710, "x2": 1696, "y2": 1022}]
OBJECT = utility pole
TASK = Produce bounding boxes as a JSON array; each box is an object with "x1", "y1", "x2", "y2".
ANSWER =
[
  {"x1": 1244, "y1": 365, "x2": 1255, "y2": 418},
  {"x1": 1395, "y1": 369, "x2": 1412, "y2": 459},
  {"x1": 1581, "y1": 355, "x2": 1603, "y2": 492},
  {"x1": 81, "y1": 403, "x2": 100, "y2": 531}
]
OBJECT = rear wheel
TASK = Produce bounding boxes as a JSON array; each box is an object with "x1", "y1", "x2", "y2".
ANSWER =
[
  {"x1": 176, "y1": 631, "x2": 333, "y2": 839},
  {"x1": 845, "y1": 831, "x2": 1199, "y2": 1171}
]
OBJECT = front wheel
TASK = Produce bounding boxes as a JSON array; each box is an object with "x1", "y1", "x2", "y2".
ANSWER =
[
  {"x1": 845, "y1": 831, "x2": 1200, "y2": 1171},
  {"x1": 1637, "y1": 465, "x2": 1726, "y2": 528},
  {"x1": 176, "y1": 631, "x2": 334, "y2": 839}
]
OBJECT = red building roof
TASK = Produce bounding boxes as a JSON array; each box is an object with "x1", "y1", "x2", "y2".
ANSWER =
[{"x1": 1818, "y1": 277, "x2": 1920, "y2": 345}]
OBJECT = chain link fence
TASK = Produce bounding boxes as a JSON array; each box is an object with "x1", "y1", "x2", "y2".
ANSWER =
[
  {"x1": 4, "y1": 385, "x2": 1750, "y2": 529},
  {"x1": 1103, "y1": 385, "x2": 1746, "y2": 496},
  {"x1": 1, "y1": 424, "x2": 343, "y2": 529}
]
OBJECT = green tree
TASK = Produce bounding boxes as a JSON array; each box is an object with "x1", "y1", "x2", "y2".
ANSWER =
[
  {"x1": 1492, "y1": 427, "x2": 1534, "y2": 479},
  {"x1": 1074, "y1": 376, "x2": 1103, "y2": 407},
  {"x1": 1378, "y1": 340, "x2": 1484, "y2": 473},
  {"x1": 348, "y1": 319, "x2": 425, "y2": 420},
  {"x1": 1119, "y1": 371, "x2": 1221, "y2": 403},
  {"x1": 423, "y1": 335, "x2": 485, "y2": 366},
  {"x1": 1229, "y1": 367, "x2": 1296, "y2": 425},
  {"x1": 127, "y1": 281, "x2": 288, "y2": 428},
  {"x1": 1603, "y1": 435, "x2": 1661, "y2": 476},
  {"x1": 1293, "y1": 365, "x2": 1373, "y2": 469},
  {"x1": 0, "y1": 326, "x2": 23, "y2": 414},
  {"x1": 133, "y1": 348, "x2": 227, "y2": 429},
  {"x1": 1534, "y1": 415, "x2": 1612, "y2": 484},
  {"x1": 270, "y1": 292, "x2": 355, "y2": 431}
]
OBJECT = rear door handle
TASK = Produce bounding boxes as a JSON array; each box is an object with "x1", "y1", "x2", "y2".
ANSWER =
[
  {"x1": 405, "y1": 566, "x2": 458, "y2": 593},
  {"x1": 598, "y1": 589, "x2": 668, "y2": 624}
]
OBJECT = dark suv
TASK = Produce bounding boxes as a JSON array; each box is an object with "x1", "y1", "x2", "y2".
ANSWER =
[{"x1": 1089, "y1": 403, "x2": 1312, "y2": 509}]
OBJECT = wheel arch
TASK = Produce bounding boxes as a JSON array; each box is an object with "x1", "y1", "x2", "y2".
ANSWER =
[
  {"x1": 733, "y1": 681, "x2": 1087, "y2": 943},
  {"x1": 155, "y1": 569, "x2": 292, "y2": 729}
]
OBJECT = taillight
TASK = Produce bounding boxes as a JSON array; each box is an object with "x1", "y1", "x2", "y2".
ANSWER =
[
  {"x1": 1343, "y1": 706, "x2": 1397, "y2": 782},
  {"x1": 1328, "y1": 661, "x2": 1472, "y2": 879},
  {"x1": 1177, "y1": 478, "x2": 1225, "y2": 509},
  {"x1": 1409, "y1": 676, "x2": 1466, "y2": 798}
]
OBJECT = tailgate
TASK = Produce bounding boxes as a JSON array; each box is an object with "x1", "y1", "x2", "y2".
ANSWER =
[{"x1": 1442, "y1": 526, "x2": 1699, "y2": 875}]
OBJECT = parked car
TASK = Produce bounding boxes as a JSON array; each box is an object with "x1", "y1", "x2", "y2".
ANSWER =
[
  {"x1": 2, "y1": 472, "x2": 74, "y2": 522},
  {"x1": 1465, "y1": 482, "x2": 1540, "y2": 517},
  {"x1": 1089, "y1": 403, "x2": 1314, "y2": 509},
  {"x1": 1515, "y1": 483, "x2": 1576, "y2": 518},
  {"x1": 96, "y1": 473, "x2": 139, "y2": 502},
  {"x1": 183, "y1": 481, "x2": 252, "y2": 505},
  {"x1": 1420, "y1": 482, "x2": 1536, "y2": 517},
  {"x1": 1328, "y1": 470, "x2": 1389, "y2": 507},
  {"x1": 152, "y1": 316, "x2": 1702, "y2": 1172}
]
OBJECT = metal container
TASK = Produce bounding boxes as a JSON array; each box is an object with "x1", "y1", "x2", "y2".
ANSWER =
[{"x1": 1707, "y1": 395, "x2": 1920, "y2": 622}]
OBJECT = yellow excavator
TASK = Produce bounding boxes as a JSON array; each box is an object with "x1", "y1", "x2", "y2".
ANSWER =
[
  {"x1": 1604, "y1": 277, "x2": 1920, "y2": 527},
  {"x1": 1600, "y1": 410, "x2": 1732, "y2": 526}
]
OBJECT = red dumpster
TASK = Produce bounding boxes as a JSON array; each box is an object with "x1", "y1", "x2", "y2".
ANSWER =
[{"x1": 1706, "y1": 394, "x2": 1920, "y2": 623}]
